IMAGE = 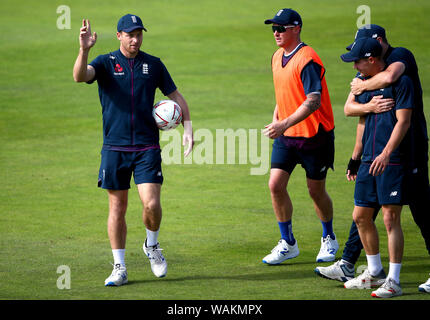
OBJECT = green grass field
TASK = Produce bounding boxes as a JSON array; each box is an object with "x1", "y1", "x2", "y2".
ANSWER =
[{"x1": 1, "y1": 0, "x2": 430, "y2": 302}]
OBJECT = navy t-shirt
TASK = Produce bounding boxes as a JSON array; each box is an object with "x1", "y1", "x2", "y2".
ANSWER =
[
  {"x1": 88, "y1": 49, "x2": 177, "y2": 146},
  {"x1": 356, "y1": 74, "x2": 415, "y2": 164},
  {"x1": 384, "y1": 46, "x2": 428, "y2": 165}
]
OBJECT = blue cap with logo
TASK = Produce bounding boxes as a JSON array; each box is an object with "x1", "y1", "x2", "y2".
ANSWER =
[
  {"x1": 346, "y1": 24, "x2": 385, "y2": 50},
  {"x1": 117, "y1": 14, "x2": 147, "y2": 32},
  {"x1": 264, "y1": 8, "x2": 302, "y2": 26},
  {"x1": 341, "y1": 37, "x2": 382, "y2": 62}
]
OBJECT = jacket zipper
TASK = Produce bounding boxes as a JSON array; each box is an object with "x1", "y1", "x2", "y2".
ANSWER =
[
  {"x1": 128, "y1": 59, "x2": 135, "y2": 145},
  {"x1": 372, "y1": 114, "x2": 377, "y2": 161}
]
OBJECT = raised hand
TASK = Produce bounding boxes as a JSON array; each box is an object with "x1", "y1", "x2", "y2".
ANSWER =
[{"x1": 79, "y1": 19, "x2": 97, "y2": 50}]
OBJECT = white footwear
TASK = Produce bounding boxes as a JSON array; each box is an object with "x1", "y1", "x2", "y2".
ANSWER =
[
  {"x1": 104, "y1": 264, "x2": 128, "y2": 286},
  {"x1": 344, "y1": 268, "x2": 386, "y2": 289},
  {"x1": 314, "y1": 260, "x2": 355, "y2": 282},
  {"x1": 143, "y1": 240, "x2": 167, "y2": 278},
  {"x1": 262, "y1": 239, "x2": 299, "y2": 265},
  {"x1": 371, "y1": 277, "x2": 402, "y2": 298},
  {"x1": 418, "y1": 274, "x2": 430, "y2": 293},
  {"x1": 316, "y1": 235, "x2": 339, "y2": 262}
]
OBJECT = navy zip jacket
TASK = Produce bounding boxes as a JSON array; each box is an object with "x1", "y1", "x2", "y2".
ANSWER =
[{"x1": 88, "y1": 49, "x2": 177, "y2": 146}]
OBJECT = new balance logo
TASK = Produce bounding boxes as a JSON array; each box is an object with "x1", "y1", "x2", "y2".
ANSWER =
[{"x1": 390, "y1": 191, "x2": 398, "y2": 197}]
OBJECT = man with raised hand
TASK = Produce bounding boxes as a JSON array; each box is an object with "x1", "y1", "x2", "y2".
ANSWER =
[{"x1": 73, "y1": 15, "x2": 194, "y2": 286}]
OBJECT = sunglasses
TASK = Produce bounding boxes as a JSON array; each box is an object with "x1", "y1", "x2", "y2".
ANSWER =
[{"x1": 272, "y1": 25, "x2": 297, "y2": 33}]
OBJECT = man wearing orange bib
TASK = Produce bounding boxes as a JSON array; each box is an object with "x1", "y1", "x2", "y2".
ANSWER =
[{"x1": 262, "y1": 8, "x2": 338, "y2": 265}]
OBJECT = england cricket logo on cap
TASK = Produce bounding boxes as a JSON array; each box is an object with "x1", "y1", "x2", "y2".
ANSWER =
[
  {"x1": 131, "y1": 15, "x2": 137, "y2": 23},
  {"x1": 276, "y1": 9, "x2": 284, "y2": 16}
]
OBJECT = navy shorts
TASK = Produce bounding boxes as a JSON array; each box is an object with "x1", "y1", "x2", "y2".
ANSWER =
[
  {"x1": 98, "y1": 148, "x2": 163, "y2": 190},
  {"x1": 270, "y1": 136, "x2": 334, "y2": 180},
  {"x1": 354, "y1": 163, "x2": 407, "y2": 207}
]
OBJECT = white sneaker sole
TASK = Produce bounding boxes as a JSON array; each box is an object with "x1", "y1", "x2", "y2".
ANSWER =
[{"x1": 262, "y1": 251, "x2": 299, "y2": 265}]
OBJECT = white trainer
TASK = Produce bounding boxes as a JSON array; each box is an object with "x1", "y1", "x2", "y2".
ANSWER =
[
  {"x1": 418, "y1": 274, "x2": 430, "y2": 293},
  {"x1": 371, "y1": 277, "x2": 402, "y2": 298},
  {"x1": 104, "y1": 264, "x2": 128, "y2": 286},
  {"x1": 262, "y1": 239, "x2": 299, "y2": 265},
  {"x1": 344, "y1": 268, "x2": 386, "y2": 289},
  {"x1": 316, "y1": 235, "x2": 339, "y2": 262},
  {"x1": 143, "y1": 240, "x2": 167, "y2": 278},
  {"x1": 314, "y1": 260, "x2": 355, "y2": 282}
]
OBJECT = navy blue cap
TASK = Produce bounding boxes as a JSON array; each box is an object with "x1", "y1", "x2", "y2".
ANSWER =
[
  {"x1": 341, "y1": 37, "x2": 382, "y2": 62},
  {"x1": 264, "y1": 8, "x2": 302, "y2": 26},
  {"x1": 346, "y1": 24, "x2": 385, "y2": 50},
  {"x1": 117, "y1": 14, "x2": 147, "y2": 32}
]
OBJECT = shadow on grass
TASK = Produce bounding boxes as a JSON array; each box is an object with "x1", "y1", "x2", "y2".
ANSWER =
[{"x1": 128, "y1": 261, "x2": 319, "y2": 285}]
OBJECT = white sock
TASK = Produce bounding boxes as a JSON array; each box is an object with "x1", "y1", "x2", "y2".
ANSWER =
[
  {"x1": 112, "y1": 249, "x2": 126, "y2": 267},
  {"x1": 146, "y1": 228, "x2": 159, "y2": 247},
  {"x1": 366, "y1": 253, "x2": 383, "y2": 276},
  {"x1": 388, "y1": 262, "x2": 402, "y2": 284}
]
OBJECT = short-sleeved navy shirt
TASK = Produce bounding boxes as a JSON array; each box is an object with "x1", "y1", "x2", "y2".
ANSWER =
[
  {"x1": 301, "y1": 61, "x2": 322, "y2": 94},
  {"x1": 355, "y1": 74, "x2": 415, "y2": 164},
  {"x1": 88, "y1": 49, "x2": 177, "y2": 146},
  {"x1": 384, "y1": 46, "x2": 428, "y2": 165}
]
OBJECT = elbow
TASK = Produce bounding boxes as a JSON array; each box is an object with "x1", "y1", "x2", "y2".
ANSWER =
[
  {"x1": 383, "y1": 73, "x2": 396, "y2": 85},
  {"x1": 403, "y1": 119, "x2": 412, "y2": 130},
  {"x1": 73, "y1": 73, "x2": 82, "y2": 83},
  {"x1": 344, "y1": 105, "x2": 353, "y2": 117}
]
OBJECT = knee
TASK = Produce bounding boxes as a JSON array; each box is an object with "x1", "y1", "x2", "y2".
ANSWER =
[
  {"x1": 307, "y1": 184, "x2": 328, "y2": 202},
  {"x1": 383, "y1": 211, "x2": 400, "y2": 232},
  {"x1": 307, "y1": 186, "x2": 320, "y2": 201},
  {"x1": 144, "y1": 198, "x2": 161, "y2": 214},
  {"x1": 268, "y1": 178, "x2": 285, "y2": 195},
  {"x1": 109, "y1": 199, "x2": 127, "y2": 217},
  {"x1": 353, "y1": 211, "x2": 369, "y2": 227}
]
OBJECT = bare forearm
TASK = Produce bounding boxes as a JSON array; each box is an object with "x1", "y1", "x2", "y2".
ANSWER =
[
  {"x1": 352, "y1": 117, "x2": 365, "y2": 159},
  {"x1": 168, "y1": 90, "x2": 191, "y2": 124},
  {"x1": 273, "y1": 105, "x2": 279, "y2": 122},
  {"x1": 282, "y1": 93, "x2": 319, "y2": 129},
  {"x1": 344, "y1": 92, "x2": 372, "y2": 116},
  {"x1": 381, "y1": 118, "x2": 411, "y2": 159},
  {"x1": 73, "y1": 48, "x2": 91, "y2": 82},
  {"x1": 352, "y1": 62, "x2": 405, "y2": 94}
]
